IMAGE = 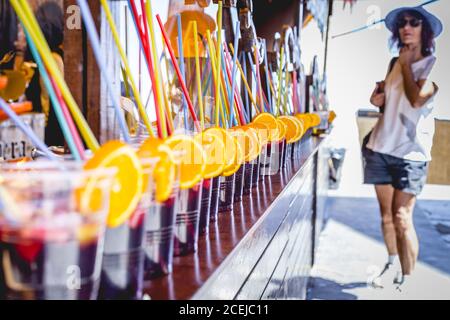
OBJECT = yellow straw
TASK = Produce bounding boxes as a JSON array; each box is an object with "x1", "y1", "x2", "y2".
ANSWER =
[
  {"x1": 145, "y1": 1, "x2": 169, "y2": 137},
  {"x1": 193, "y1": 21, "x2": 205, "y2": 130},
  {"x1": 100, "y1": 0, "x2": 154, "y2": 137},
  {"x1": 206, "y1": 30, "x2": 228, "y2": 127},
  {"x1": 214, "y1": 1, "x2": 223, "y2": 126},
  {"x1": 277, "y1": 46, "x2": 284, "y2": 116},
  {"x1": 229, "y1": 44, "x2": 260, "y2": 115},
  {"x1": 13, "y1": 0, "x2": 99, "y2": 151}
]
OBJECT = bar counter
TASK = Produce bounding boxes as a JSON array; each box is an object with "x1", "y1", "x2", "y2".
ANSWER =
[{"x1": 144, "y1": 133, "x2": 330, "y2": 300}]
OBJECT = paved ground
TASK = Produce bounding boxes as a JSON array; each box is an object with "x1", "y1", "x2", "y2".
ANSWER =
[{"x1": 307, "y1": 197, "x2": 450, "y2": 300}]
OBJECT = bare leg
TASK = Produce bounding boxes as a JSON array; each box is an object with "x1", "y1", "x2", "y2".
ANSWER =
[
  {"x1": 375, "y1": 185, "x2": 397, "y2": 256},
  {"x1": 392, "y1": 190, "x2": 419, "y2": 275}
]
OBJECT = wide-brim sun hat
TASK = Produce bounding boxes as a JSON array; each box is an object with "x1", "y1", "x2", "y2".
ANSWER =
[{"x1": 385, "y1": 6, "x2": 443, "y2": 38}]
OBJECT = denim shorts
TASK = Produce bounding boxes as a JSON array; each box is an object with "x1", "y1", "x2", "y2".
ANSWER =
[{"x1": 362, "y1": 136, "x2": 429, "y2": 196}]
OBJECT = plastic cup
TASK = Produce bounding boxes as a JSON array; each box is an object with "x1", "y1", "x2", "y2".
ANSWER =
[
  {"x1": 173, "y1": 181, "x2": 203, "y2": 256},
  {"x1": 218, "y1": 174, "x2": 236, "y2": 212},
  {"x1": 199, "y1": 179, "x2": 213, "y2": 235},
  {"x1": 233, "y1": 163, "x2": 245, "y2": 202},
  {"x1": 0, "y1": 161, "x2": 114, "y2": 300},
  {"x1": 209, "y1": 177, "x2": 220, "y2": 222},
  {"x1": 98, "y1": 157, "x2": 158, "y2": 300}
]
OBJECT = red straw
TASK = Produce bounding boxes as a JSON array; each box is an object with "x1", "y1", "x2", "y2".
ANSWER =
[
  {"x1": 49, "y1": 76, "x2": 86, "y2": 160},
  {"x1": 128, "y1": 1, "x2": 163, "y2": 138},
  {"x1": 156, "y1": 14, "x2": 201, "y2": 132}
]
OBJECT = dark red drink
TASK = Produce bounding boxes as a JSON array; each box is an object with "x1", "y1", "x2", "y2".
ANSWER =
[
  {"x1": 0, "y1": 224, "x2": 103, "y2": 300},
  {"x1": 98, "y1": 204, "x2": 146, "y2": 300},
  {"x1": 243, "y1": 161, "x2": 254, "y2": 195},
  {"x1": 218, "y1": 174, "x2": 235, "y2": 212},
  {"x1": 143, "y1": 192, "x2": 177, "y2": 280},
  {"x1": 233, "y1": 163, "x2": 245, "y2": 202},
  {"x1": 199, "y1": 179, "x2": 213, "y2": 234},
  {"x1": 209, "y1": 177, "x2": 220, "y2": 222},
  {"x1": 173, "y1": 183, "x2": 202, "y2": 256}
]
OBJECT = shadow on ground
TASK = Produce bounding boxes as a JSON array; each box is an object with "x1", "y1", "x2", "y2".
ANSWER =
[
  {"x1": 326, "y1": 197, "x2": 450, "y2": 276},
  {"x1": 306, "y1": 277, "x2": 366, "y2": 300}
]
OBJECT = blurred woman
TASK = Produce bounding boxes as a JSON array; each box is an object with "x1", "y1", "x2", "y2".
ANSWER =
[{"x1": 363, "y1": 6, "x2": 441, "y2": 291}]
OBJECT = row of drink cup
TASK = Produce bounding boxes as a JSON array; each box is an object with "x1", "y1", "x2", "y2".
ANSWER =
[{"x1": 0, "y1": 130, "x2": 311, "y2": 300}]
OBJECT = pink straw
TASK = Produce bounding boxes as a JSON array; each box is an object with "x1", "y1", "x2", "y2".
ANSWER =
[{"x1": 49, "y1": 76, "x2": 86, "y2": 160}]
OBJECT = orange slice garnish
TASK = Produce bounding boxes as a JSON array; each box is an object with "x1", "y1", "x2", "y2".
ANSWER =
[
  {"x1": 329, "y1": 110, "x2": 337, "y2": 123},
  {"x1": 203, "y1": 127, "x2": 237, "y2": 176},
  {"x1": 138, "y1": 138, "x2": 176, "y2": 203},
  {"x1": 248, "y1": 122, "x2": 270, "y2": 146},
  {"x1": 278, "y1": 116, "x2": 301, "y2": 144},
  {"x1": 222, "y1": 135, "x2": 243, "y2": 177},
  {"x1": 289, "y1": 116, "x2": 305, "y2": 142},
  {"x1": 164, "y1": 134, "x2": 206, "y2": 190},
  {"x1": 252, "y1": 112, "x2": 280, "y2": 142},
  {"x1": 295, "y1": 114, "x2": 311, "y2": 131},
  {"x1": 195, "y1": 131, "x2": 226, "y2": 179},
  {"x1": 230, "y1": 126, "x2": 258, "y2": 163},
  {"x1": 241, "y1": 125, "x2": 262, "y2": 161},
  {"x1": 311, "y1": 113, "x2": 322, "y2": 127},
  {"x1": 276, "y1": 119, "x2": 287, "y2": 142},
  {"x1": 83, "y1": 141, "x2": 144, "y2": 228}
]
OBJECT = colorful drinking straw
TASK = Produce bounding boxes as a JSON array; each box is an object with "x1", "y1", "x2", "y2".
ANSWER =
[
  {"x1": 192, "y1": 21, "x2": 205, "y2": 130},
  {"x1": 12, "y1": 0, "x2": 99, "y2": 151},
  {"x1": 222, "y1": 45, "x2": 243, "y2": 126},
  {"x1": 214, "y1": 1, "x2": 223, "y2": 126},
  {"x1": 276, "y1": 47, "x2": 285, "y2": 116},
  {"x1": 140, "y1": 0, "x2": 167, "y2": 138},
  {"x1": 206, "y1": 32, "x2": 231, "y2": 127},
  {"x1": 49, "y1": 77, "x2": 86, "y2": 160},
  {"x1": 292, "y1": 71, "x2": 300, "y2": 114},
  {"x1": 224, "y1": 47, "x2": 246, "y2": 125},
  {"x1": 23, "y1": 29, "x2": 82, "y2": 160},
  {"x1": 228, "y1": 22, "x2": 241, "y2": 128},
  {"x1": 228, "y1": 44, "x2": 260, "y2": 115},
  {"x1": 77, "y1": 0, "x2": 131, "y2": 144},
  {"x1": 253, "y1": 46, "x2": 265, "y2": 113},
  {"x1": 240, "y1": 53, "x2": 251, "y2": 122},
  {"x1": 156, "y1": 14, "x2": 201, "y2": 132},
  {"x1": 99, "y1": 0, "x2": 154, "y2": 137},
  {"x1": 177, "y1": 14, "x2": 189, "y2": 130},
  {"x1": 219, "y1": 47, "x2": 238, "y2": 126},
  {"x1": 0, "y1": 98, "x2": 57, "y2": 161},
  {"x1": 263, "y1": 42, "x2": 273, "y2": 113},
  {"x1": 145, "y1": 1, "x2": 171, "y2": 137}
]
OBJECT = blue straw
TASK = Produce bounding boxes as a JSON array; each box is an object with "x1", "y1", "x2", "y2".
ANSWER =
[
  {"x1": 263, "y1": 41, "x2": 273, "y2": 113},
  {"x1": 228, "y1": 22, "x2": 240, "y2": 127},
  {"x1": 176, "y1": 14, "x2": 188, "y2": 130},
  {"x1": 241, "y1": 53, "x2": 251, "y2": 122},
  {"x1": 202, "y1": 64, "x2": 213, "y2": 97},
  {"x1": 23, "y1": 29, "x2": 81, "y2": 160},
  {"x1": 247, "y1": 52, "x2": 267, "y2": 113},
  {"x1": 0, "y1": 98, "x2": 58, "y2": 161},
  {"x1": 77, "y1": 0, "x2": 130, "y2": 143}
]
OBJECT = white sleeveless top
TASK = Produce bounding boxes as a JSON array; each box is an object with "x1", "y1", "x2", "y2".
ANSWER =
[{"x1": 367, "y1": 55, "x2": 437, "y2": 162}]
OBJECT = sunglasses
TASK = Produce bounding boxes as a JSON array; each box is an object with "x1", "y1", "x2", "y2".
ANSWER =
[{"x1": 397, "y1": 18, "x2": 423, "y2": 29}]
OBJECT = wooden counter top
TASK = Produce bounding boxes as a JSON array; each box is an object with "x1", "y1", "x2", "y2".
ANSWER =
[{"x1": 144, "y1": 135, "x2": 327, "y2": 300}]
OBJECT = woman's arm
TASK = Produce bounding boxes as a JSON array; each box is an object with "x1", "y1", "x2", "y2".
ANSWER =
[
  {"x1": 400, "y1": 63, "x2": 438, "y2": 108},
  {"x1": 399, "y1": 47, "x2": 438, "y2": 108}
]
